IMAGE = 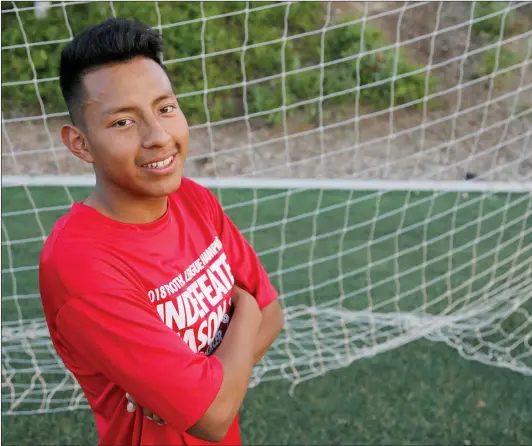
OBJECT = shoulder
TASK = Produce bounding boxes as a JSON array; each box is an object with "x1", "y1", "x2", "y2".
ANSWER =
[
  {"x1": 40, "y1": 205, "x2": 90, "y2": 278},
  {"x1": 41, "y1": 203, "x2": 106, "y2": 269},
  {"x1": 39, "y1": 205, "x2": 136, "y2": 308}
]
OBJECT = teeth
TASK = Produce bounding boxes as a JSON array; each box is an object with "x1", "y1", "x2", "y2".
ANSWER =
[{"x1": 145, "y1": 156, "x2": 173, "y2": 169}]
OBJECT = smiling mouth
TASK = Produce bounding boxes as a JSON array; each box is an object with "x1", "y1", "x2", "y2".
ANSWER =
[{"x1": 142, "y1": 155, "x2": 175, "y2": 169}]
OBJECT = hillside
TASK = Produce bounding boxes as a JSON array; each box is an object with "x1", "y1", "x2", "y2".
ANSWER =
[{"x1": 2, "y1": 1, "x2": 531, "y2": 182}]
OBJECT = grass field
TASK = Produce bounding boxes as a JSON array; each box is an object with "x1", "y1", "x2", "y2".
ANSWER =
[{"x1": 2, "y1": 184, "x2": 531, "y2": 445}]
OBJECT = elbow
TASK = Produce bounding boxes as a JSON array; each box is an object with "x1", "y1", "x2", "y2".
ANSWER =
[
  {"x1": 187, "y1": 424, "x2": 226, "y2": 443},
  {"x1": 192, "y1": 426, "x2": 228, "y2": 443},
  {"x1": 206, "y1": 407, "x2": 238, "y2": 442},
  {"x1": 186, "y1": 406, "x2": 236, "y2": 442},
  {"x1": 209, "y1": 423, "x2": 232, "y2": 443}
]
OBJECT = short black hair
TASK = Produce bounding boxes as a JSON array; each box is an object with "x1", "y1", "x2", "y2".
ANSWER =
[{"x1": 59, "y1": 17, "x2": 165, "y2": 126}]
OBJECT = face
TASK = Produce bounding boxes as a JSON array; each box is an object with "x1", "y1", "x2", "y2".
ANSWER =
[{"x1": 62, "y1": 56, "x2": 189, "y2": 199}]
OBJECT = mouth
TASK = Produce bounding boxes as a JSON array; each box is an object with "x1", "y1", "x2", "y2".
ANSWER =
[
  {"x1": 140, "y1": 153, "x2": 180, "y2": 176},
  {"x1": 141, "y1": 154, "x2": 176, "y2": 169}
]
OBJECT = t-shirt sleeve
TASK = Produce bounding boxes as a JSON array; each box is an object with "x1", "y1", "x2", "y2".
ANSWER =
[
  {"x1": 191, "y1": 182, "x2": 278, "y2": 309},
  {"x1": 54, "y1": 288, "x2": 223, "y2": 434}
]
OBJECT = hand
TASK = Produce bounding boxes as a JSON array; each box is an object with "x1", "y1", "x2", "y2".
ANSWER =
[
  {"x1": 231, "y1": 285, "x2": 262, "y2": 325},
  {"x1": 231, "y1": 285, "x2": 258, "y2": 309},
  {"x1": 126, "y1": 393, "x2": 166, "y2": 425}
]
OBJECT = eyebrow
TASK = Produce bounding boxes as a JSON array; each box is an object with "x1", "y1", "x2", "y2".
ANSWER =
[{"x1": 102, "y1": 92, "x2": 176, "y2": 117}]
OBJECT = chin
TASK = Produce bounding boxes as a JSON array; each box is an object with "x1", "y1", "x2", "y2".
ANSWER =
[{"x1": 146, "y1": 173, "x2": 183, "y2": 197}]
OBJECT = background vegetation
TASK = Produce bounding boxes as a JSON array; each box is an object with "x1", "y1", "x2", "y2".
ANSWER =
[{"x1": 1, "y1": 1, "x2": 438, "y2": 125}]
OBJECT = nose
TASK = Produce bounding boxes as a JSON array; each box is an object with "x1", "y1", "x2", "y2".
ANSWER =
[{"x1": 141, "y1": 116, "x2": 172, "y2": 149}]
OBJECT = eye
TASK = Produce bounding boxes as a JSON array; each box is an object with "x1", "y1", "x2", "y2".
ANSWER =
[
  {"x1": 112, "y1": 119, "x2": 133, "y2": 128},
  {"x1": 160, "y1": 104, "x2": 177, "y2": 114}
]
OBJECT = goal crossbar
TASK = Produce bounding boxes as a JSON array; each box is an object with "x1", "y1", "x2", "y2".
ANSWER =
[{"x1": 3, "y1": 175, "x2": 532, "y2": 193}]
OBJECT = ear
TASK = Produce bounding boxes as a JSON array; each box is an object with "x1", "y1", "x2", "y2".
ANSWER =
[{"x1": 61, "y1": 124, "x2": 94, "y2": 164}]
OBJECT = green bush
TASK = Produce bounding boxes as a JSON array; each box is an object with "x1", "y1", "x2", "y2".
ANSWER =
[
  {"x1": 474, "y1": 46, "x2": 521, "y2": 89},
  {"x1": 472, "y1": 1, "x2": 516, "y2": 38},
  {"x1": 2, "y1": 1, "x2": 439, "y2": 125},
  {"x1": 470, "y1": 2, "x2": 521, "y2": 86}
]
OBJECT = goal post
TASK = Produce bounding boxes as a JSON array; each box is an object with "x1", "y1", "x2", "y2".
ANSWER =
[{"x1": 2, "y1": 1, "x2": 531, "y2": 415}]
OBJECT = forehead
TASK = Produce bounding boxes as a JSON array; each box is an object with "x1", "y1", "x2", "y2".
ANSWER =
[{"x1": 82, "y1": 56, "x2": 172, "y2": 110}]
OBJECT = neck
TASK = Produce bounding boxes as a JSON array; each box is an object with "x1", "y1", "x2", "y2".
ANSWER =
[{"x1": 85, "y1": 180, "x2": 168, "y2": 225}]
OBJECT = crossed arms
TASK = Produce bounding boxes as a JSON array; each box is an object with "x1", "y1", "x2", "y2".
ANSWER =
[
  {"x1": 56, "y1": 283, "x2": 283, "y2": 443},
  {"x1": 132, "y1": 285, "x2": 284, "y2": 439},
  {"x1": 187, "y1": 286, "x2": 283, "y2": 441}
]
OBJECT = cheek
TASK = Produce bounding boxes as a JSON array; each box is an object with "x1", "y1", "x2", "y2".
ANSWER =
[
  {"x1": 168, "y1": 114, "x2": 189, "y2": 152},
  {"x1": 166, "y1": 110, "x2": 188, "y2": 135},
  {"x1": 90, "y1": 132, "x2": 139, "y2": 169}
]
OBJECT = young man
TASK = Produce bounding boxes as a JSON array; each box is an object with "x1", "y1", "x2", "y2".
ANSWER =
[{"x1": 39, "y1": 17, "x2": 284, "y2": 445}]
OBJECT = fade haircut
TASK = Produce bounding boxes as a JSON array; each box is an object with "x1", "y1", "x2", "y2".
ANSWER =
[{"x1": 59, "y1": 17, "x2": 166, "y2": 126}]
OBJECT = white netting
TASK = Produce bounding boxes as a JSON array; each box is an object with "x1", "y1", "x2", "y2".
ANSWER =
[{"x1": 2, "y1": 1, "x2": 531, "y2": 415}]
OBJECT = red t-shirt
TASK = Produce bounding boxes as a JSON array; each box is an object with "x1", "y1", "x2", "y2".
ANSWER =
[{"x1": 39, "y1": 177, "x2": 278, "y2": 446}]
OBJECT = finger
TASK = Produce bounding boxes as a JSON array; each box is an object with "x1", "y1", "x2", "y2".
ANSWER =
[
  {"x1": 126, "y1": 393, "x2": 137, "y2": 409},
  {"x1": 152, "y1": 414, "x2": 166, "y2": 425},
  {"x1": 126, "y1": 393, "x2": 137, "y2": 412}
]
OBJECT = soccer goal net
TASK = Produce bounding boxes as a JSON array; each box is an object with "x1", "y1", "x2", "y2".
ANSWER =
[{"x1": 2, "y1": 1, "x2": 531, "y2": 415}]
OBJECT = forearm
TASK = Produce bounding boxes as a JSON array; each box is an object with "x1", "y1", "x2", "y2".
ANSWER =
[
  {"x1": 187, "y1": 297, "x2": 261, "y2": 440},
  {"x1": 253, "y1": 321, "x2": 277, "y2": 363},
  {"x1": 253, "y1": 300, "x2": 284, "y2": 363},
  {"x1": 213, "y1": 300, "x2": 260, "y2": 405}
]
